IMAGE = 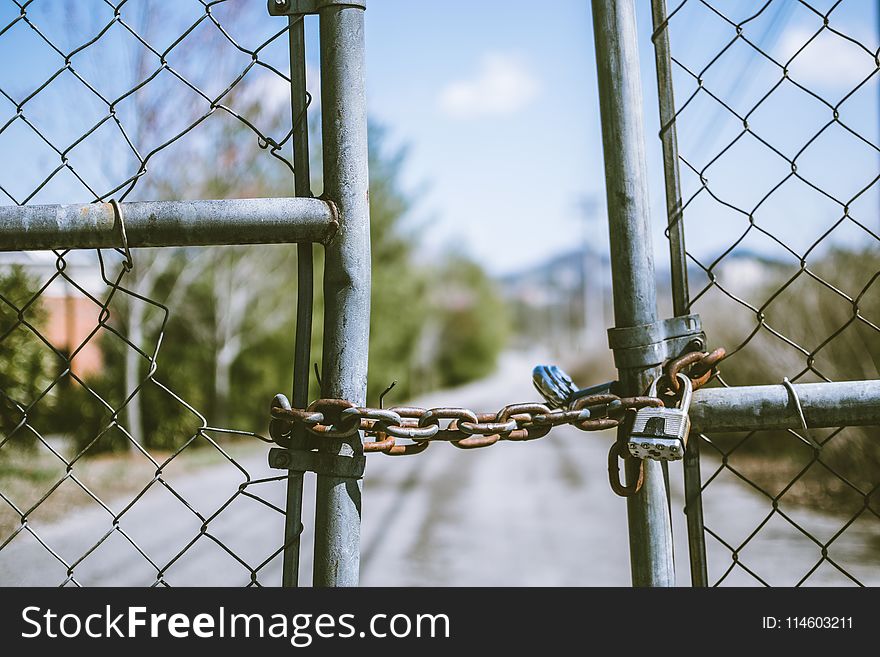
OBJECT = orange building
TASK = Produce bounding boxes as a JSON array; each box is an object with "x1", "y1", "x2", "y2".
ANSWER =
[
  {"x1": 1, "y1": 252, "x2": 104, "y2": 378},
  {"x1": 40, "y1": 294, "x2": 104, "y2": 377}
]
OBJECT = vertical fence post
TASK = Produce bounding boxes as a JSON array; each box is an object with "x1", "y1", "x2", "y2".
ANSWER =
[
  {"x1": 282, "y1": 14, "x2": 313, "y2": 588},
  {"x1": 650, "y1": 0, "x2": 708, "y2": 588},
  {"x1": 313, "y1": 2, "x2": 371, "y2": 587},
  {"x1": 591, "y1": 0, "x2": 675, "y2": 587}
]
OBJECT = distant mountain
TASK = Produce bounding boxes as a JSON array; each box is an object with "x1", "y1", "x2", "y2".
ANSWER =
[{"x1": 497, "y1": 243, "x2": 788, "y2": 305}]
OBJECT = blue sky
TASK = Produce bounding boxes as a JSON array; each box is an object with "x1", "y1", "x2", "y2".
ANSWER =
[
  {"x1": 362, "y1": 1, "x2": 599, "y2": 275},
  {"x1": 0, "y1": 0, "x2": 877, "y2": 277},
  {"x1": 361, "y1": 0, "x2": 880, "y2": 275}
]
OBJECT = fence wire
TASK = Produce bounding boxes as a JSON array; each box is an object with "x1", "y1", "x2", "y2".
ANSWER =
[
  {"x1": 4, "y1": 0, "x2": 878, "y2": 590},
  {"x1": 655, "y1": 0, "x2": 880, "y2": 585},
  {"x1": 0, "y1": 0, "x2": 307, "y2": 586}
]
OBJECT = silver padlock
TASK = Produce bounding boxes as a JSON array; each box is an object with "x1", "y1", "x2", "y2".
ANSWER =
[
  {"x1": 532, "y1": 364, "x2": 579, "y2": 409},
  {"x1": 532, "y1": 364, "x2": 616, "y2": 409},
  {"x1": 627, "y1": 373, "x2": 692, "y2": 461}
]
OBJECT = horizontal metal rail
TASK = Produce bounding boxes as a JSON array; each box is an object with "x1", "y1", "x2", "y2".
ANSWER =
[
  {"x1": 0, "y1": 197, "x2": 338, "y2": 251},
  {"x1": 691, "y1": 380, "x2": 880, "y2": 433}
]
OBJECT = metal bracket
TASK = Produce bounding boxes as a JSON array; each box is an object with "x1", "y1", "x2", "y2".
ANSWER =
[
  {"x1": 268, "y1": 0, "x2": 366, "y2": 16},
  {"x1": 269, "y1": 447, "x2": 366, "y2": 479},
  {"x1": 607, "y1": 314, "x2": 705, "y2": 369}
]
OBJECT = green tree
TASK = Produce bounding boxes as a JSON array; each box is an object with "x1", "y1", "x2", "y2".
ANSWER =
[
  {"x1": 0, "y1": 266, "x2": 54, "y2": 446},
  {"x1": 430, "y1": 255, "x2": 510, "y2": 388},
  {"x1": 12, "y1": 0, "x2": 511, "y2": 457},
  {"x1": 364, "y1": 126, "x2": 429, "y2": 404}
]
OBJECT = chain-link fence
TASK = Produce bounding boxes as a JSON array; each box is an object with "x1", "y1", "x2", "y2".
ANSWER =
[
  {"x1": 0, "y1": 0, "x2": 311, "y2": 586},
  {"x1": 3, "y1": 0, "x2": 878, "y2": 589},
  {"x1": 652, "y1": 0, "x2": 880, "y2": 585}
]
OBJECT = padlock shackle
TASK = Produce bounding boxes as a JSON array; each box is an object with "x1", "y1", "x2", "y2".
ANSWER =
[{"x1": 648, "y1": 372, "x2": 692, "y2": 409}]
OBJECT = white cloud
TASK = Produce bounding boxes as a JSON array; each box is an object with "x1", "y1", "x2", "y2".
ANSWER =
[
  {"x1": 244, "y1": 74, "x2": 290, "y2": 116},
  {"x1": 777, "y1": 26, "x2": 876, "y2": 89},
  {"x1": 439, "y1": 53, "x2": 540, "y2": 120},
  {"x1": 241, "y1": 64, "x2": 322, "y2": 118}
]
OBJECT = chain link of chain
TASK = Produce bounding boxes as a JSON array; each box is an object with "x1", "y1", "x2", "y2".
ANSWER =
[{"x1": 269, "y1": 349, "x2": 726, "y2": 461}]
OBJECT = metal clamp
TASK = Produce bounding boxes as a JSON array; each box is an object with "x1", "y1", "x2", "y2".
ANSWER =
[
  {"x1": 268, "y1": 0, "x2": 366, "y2": 16},
  {"x1": 607, "y1": 314, "x2": 704, "y2": 369},
  {"x1": 269, "y1": 447, "x2": 366, "y2": 479}
]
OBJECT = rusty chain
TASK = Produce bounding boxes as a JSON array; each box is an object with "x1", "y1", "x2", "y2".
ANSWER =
[{"x1": 268, "y1": 349, "x2": 726, "y2": 497}]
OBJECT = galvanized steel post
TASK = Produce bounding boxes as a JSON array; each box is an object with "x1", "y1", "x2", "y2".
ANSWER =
[
  {"x1": 281, "y1": 14, "x2": 313, "y2": 588},
  {"x1": 650, "y1": 0, "x2": 707, "y2": 587},
  {"x1": 591, "y1": 0, "x2": 675, "y2": 586},
  {"x1": 313, "y1": 1, "x2": 371, "y2": 587}
]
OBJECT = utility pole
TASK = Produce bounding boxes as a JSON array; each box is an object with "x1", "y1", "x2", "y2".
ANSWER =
[{"x1": 579, "y1": 195, "x2": 605, "y2": 351}]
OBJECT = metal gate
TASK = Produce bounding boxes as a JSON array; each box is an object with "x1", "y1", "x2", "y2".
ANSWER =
[
  {"x1": 0, "y1": 0, "x2": 370, "y2": 587},
  {"x1": 1, "y1": 0, "x2": 878, "y2": 587}
]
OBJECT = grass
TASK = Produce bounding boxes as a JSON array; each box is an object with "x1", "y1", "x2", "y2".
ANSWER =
[
  {"x1": 700, "y1": 440, "x2": 879, "y2": 516},
  {"x1": 0, "y1": 438, "x2": 264, "y2": 541}
]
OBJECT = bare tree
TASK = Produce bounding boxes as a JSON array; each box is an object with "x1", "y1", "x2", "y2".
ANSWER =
[{"x1": 52, "y1": 0, "x2": 295, "y2": 443}]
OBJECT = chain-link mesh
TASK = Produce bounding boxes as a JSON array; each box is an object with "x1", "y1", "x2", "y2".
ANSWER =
[
  {"x1": 655, "y1": 0, "x2": 880, "y2": 585},
  {"x1": 0, "y1": 0, "x2": 307, "y2": 586}
]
